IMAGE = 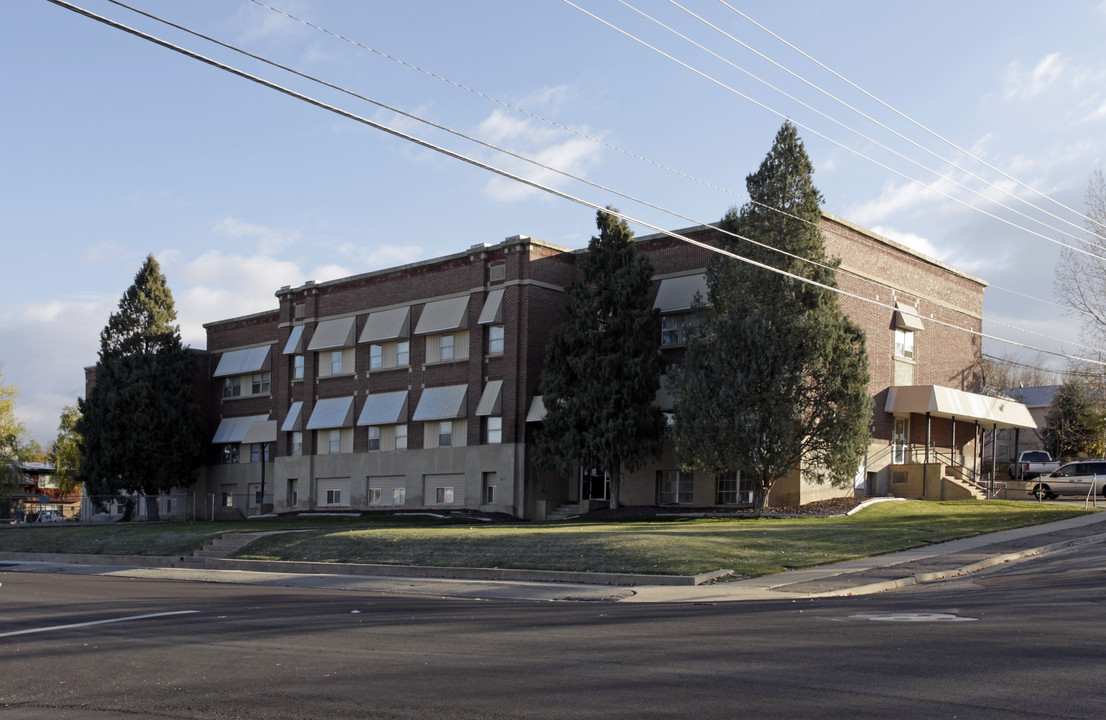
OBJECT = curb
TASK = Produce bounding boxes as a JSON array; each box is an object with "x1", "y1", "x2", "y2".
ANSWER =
[{"x1": 807, "y1": 531, "x2": 1106, "y2": 597}]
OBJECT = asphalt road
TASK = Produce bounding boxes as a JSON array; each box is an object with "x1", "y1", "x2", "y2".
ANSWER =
[{"x1": 2, "y1": 542, "x2": 1105, "y2": 719}]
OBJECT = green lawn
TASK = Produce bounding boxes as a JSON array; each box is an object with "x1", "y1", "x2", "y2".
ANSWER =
[{"x1": 0, "y1": 500, "x2": 1090, "y2": 578}]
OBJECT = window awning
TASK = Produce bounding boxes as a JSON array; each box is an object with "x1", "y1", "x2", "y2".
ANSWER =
[
  {"x1": 653, "y1": 274, "x2": 708, "y2": 312},
  {"x1": 359, "y1": 307, "x2": 411, "y2": 343},
  {"x1": 283, "y1": 325, "x2": 305, "y2": 355},
  {"x1": 213, "y1": 346, "x2": 270, "y2": 377},
  {"x1": 895, "y1": 301, "x2": 925, "y2": 331},
  {"x1": 307, "y1": 317, "x2": 356, "y2": 351},
  {"x1": 885, "y1": 385, "x2": 1036, "y2": 429},
  {"x1": 357, "y1": 390, "x2": 409, "y2": 426},
  {"x1": 212, "y1": 414, "x2": 270, "y2": 444},
  {"x1": 415, "y1": 296, "x2": 469, "y2": 335},
  {"x1": 242, "y1": 420, "x2": 277, "y2": 444},
  {"x1": 477, "y1": 289, "x2": 505, "y2": 325},
  {"x1": 475, "y1": 380, "x2": 503, "y2": 416},
  {"x1": 281, "y1": 401, "x2": 303, "y2": 432},
  {"x1": 525, "y1": 395, "x2": 546, "y2": 423},
  {"x1": 305, "y1": 396, "x2": 355, "y2": 430},
  {"x1": 413, "y1": 385, "x2": 468, "y2": 421}
]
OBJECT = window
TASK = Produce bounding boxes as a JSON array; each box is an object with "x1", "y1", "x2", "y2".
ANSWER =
[
  {"x1": 439, "y1": 420, "x2": 453, "y2": 447},
  {"x1": 657, "y1": 470, "x2": 694, "y2": 505},
  {"x1": 661, "y1": 315, "x2": 692, "y2": 346},
  {"x1": 326, "y1": 489, "x2": 342, "y2": 505},
  {"x1": 251, "y1": 372, "x2": 271, "y2": 395},
  {"x1": 483, "y1": 472, "x2": 496, "y2": 505},
  {"x1": 488, "y1": 325, "x2": 504, "y2": 354},
  {"x1": 288, "y1": 479, "x2": 298, "y2": 508},
  {"x1": 222, "y1": 491, "x2": 234, "y2": 507},
  {"x1": 395, "y1": 424, "x2": 407, "y2": 450},
  {"x1": 250, "y1": 443, "x2": 270, "y2": 462},
  {"x1": 486, "y1": 416, "x2": 502, "y2": 444},
  {"x1": 894, "y1": 328, "x2": 915, "y2": 359},
  {"x1": 294, "y1": 303, "x2": 305, "y2": 319},
  {"x1": 370, "y1": 344, "x2": 383, "y2": 369},
  {"x1": 222, "y1": 444, "x2": 239, "y2": 464},
  {"x1": 330, "y1": 350, "x2": 344, "y2": 374},
  {"x1": 440, "y1": 333, "x2": 455, "y2": 361},
  {"x1": 397, "y1": 340, "x2": 410, "y2": 367},
  {"x1": 369, "y1": 488, "x2": 382, "y2": 505},
  {"x1": 663, "y1": 412, "x2": 675, "y2": 440},
  {"x1": 329, "y1": 429, "x2": 341, "y2": 454},
  {"x1": 436, "y1": 487, "x2": 455, "y2": 503},
  {"x1": 223, "y1": 376, "x2": 242, "y2": 398},
  {"x1": 293, "y1": 355, "x2": 304, "y2": 381},
  {"x1": 393, "y1": 487, "x2": 406, "y2": 504},
  {"x1": 291, "y1": 431, "x2": 303, "y2": 456},
  {"x1": 716, "y1": 471, "x2": 752, "y2": 505},
  {"x1": 368, "y1": 426, "x2": 381, "y2": 451}
]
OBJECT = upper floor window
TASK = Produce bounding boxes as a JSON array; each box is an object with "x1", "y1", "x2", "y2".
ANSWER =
[
  {"x1": 368, "y1": 426, "x2": 381, "y2": 451},
  {"x1": 368, "y1": 340, "x2": 410, "y2": 370},
  {"x1": 395, "y1": 424, "x2": 408, "y2": 451},
  {"x1": 661, "y1": 315, "x2": 693, "y2": 346},
  {"x1": 438, "y1": 420, "x2": 453, "y2": 447},
  {"x1": 222, "y1": 444, "x2": 239, "y2": 464},
  {"x1": 291, "y1": 431, "x2": 303, "y2": 456},
  {"x1": 894, "y1": 328, "x2": 915, "y2": 359},
  {"x1": 397, "y1": 340, "x2": 410, "y2": 367},
  {"x1": 370, "y1": 344, "x2": 383, "y2": 370},
  {"x1": 252, "y1": 372, "x2": 271, "y2": 395},
  {"x1": 330, "y1": 350, "x2": 344, "y2": 374},
  {"x1": 223, "y1": 376, "x2": 242, "y2": 399},
  {"x1": 292, "y1": 355, "x2": 304, "y2": 381},
  {"x1": 440, "y1": 334, "x2": 455, "y2": 361},
  {"x1": 486, "y1": 416, "x2": 502, "y2": 444},
  {"x1": 488, "y1": 325, "x2": 505, "y2": 355}
]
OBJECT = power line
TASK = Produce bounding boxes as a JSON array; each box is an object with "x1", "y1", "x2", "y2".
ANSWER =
[
  {"x1": 41, "y1": 0, "x2": 1106, "y2": 369},
  {"x1": 716, "y1": 0, "x2": 1106, "y2": 236},
  {"x1": 245, "y1": 0, "x2": 1089, "y2": 325},
  {"x1": 621, "y1": 0, "x2": 1097, "y2": 252},
  {"x1": 564, "y1": 0, "x2": 1103, "y2": 262}
]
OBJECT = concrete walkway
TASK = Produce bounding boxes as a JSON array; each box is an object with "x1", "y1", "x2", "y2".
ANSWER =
[{"x1": 3, "y1": 510, "x2": 1105, "y2": 603}]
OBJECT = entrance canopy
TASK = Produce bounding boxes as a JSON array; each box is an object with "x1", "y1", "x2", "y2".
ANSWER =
[{"x1": 885, "y1": 385, "x2": 1036, "y2": 430}]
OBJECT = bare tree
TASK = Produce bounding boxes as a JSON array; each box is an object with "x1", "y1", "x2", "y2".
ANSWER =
[{"x1": 1055, "y1": 168, "x2": 1106, "y2": 346}]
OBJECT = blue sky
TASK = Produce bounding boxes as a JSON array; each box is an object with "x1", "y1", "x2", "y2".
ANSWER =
[{"x1": 3, "y1": 0, "x2": 1106, "y2": 446}]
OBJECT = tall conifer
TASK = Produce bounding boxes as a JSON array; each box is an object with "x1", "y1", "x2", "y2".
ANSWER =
[
  {"x1": 538, "y1": 209, "x2": 665, "y2": 509},
  {"x1": 673, "y1": 123, "x2": 871, "y2": 508},
  {"x1": 77, "y1": 255, "x2": 205, "y2": 519}
]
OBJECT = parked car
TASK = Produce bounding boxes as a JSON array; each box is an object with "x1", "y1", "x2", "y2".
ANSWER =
[
  {"x1": 1009, "y1": 450, "x2": 1061, "y2": 480},
  {"x1": 29, "y1": 509, "x2": 66, "y2": 523},
  {"x1": 1029, "y1": 460, "x2": 1106, "y2": 499}
]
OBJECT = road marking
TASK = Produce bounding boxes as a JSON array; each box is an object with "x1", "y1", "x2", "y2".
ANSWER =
[
  {"x1": 848, "y1": 612, "x2": 978, "y2": 622},
  {"x1": 0, "y1": 610, "x2": 199, "y2": 638}
]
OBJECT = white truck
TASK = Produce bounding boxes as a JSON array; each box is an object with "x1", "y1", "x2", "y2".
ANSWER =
[{"x1": 1008, "y1": 450, "x2": 1062, "y2": 480}]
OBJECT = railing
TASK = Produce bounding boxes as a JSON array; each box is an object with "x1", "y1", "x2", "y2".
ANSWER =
[{"x1": 868, "y1": 443, "x2": 1006, "y2": 499}]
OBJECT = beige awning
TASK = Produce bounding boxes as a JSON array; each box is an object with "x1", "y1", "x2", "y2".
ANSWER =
[
  {"x1": 415, "y1": 296, "x2": 469, "y2": 334},
  {"x1": 413, "y1": 385, "x2": 468, "y2": 421},
  {"x1": 895, "y1": 301, "x2": 926, "y2": 331},
  {"x1": 478, "y1": 289, "x2": 505, "y2": 325},
  {"x1": 475, "y1": 380, "x2": 503, "y2": 416},
  {"x1": 307, "y1": 317, "x2": 356, "y2": 351},
  {"x1": 357, "y1": 390, "x2": 409, "y2": 426},
  {"x1": 525, "y1": 395, "x2": 546, "y2": 423},
  {"x1": 281, "y1": 401, "x2": 304, "y2": 432},
  {"x1": 359, "y1": 307, "x2": 411, "y2": 343},
  {"x1": 885, "y1": 385, "x2": 1036, "y2": 429},
  {"x1": 241, "y1": 420, "x2": 278, "y2": 444},
  {"x1": 212, "y1": 414, "x2": 270, "y2": 444},
  {"x1": 306, "y1": 396, "x2": 355, "y2": 430},
  {"x1": 213, "y1": 346, "x2": 271, "y2": 377}
]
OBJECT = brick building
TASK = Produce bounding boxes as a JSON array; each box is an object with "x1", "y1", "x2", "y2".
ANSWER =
[{"x1": 194, "y1": 212, "x2": 1034, "y2": 519}]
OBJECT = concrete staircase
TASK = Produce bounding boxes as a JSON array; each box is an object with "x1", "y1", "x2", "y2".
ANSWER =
[
  {"x1": 544, "y1": 502, "x2": 586, "y2": 521},
  {"x1": 175, "y1": 532, "x2": 273, "y2": 569}
]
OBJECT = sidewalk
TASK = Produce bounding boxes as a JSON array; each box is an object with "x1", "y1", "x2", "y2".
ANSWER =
[{"x1": 3, "y1": 511, "x2": 1105, "y2": 603}]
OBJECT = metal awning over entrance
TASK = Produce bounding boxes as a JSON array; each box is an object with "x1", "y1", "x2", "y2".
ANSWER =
[{"x1": 885, "y1": 385, "x2": 1036, "y2": 429}]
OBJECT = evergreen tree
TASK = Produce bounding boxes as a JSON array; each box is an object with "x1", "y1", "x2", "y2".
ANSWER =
[
  {"x1": 538, "y1": 209, "x2": 665, "y2": 509},
  {"x1": 673, "y1": 123, "x2": 871, "y2": 508},
  {"x1": 76, "y1": 255, "x2": 205, "y2": 519},
  {"x1": 1042, "y1": 380, "x2": 1105, "y2": 459}
]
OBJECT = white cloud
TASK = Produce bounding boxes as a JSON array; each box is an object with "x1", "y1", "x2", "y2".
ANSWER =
[
  {"x1": 84, "y1": 242, "x2": 127, "y2": 266},
  {"x1": 214, "y1": 217, "x2": 301, "y2": 255},
  {"x1": 1003, "y1": 53, "x2": 1065, "y2": 99},
  {"x1": 334, "y1": 242, "x2": 426, "y2": 270},
  {"x1": 868, "y1": 226, "x2": 949, "y2": 262}
]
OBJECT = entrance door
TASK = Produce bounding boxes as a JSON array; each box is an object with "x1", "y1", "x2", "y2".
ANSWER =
[
  {"x1": 893, "y1": 417, "x2": 909, "y2": 464},
  {"x1": 580, "y1": 469, "x2": 609, "y2": 501}
]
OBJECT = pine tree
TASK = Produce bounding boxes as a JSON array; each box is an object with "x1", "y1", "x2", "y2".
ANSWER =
[
  {"x1": 1042, "y1": 380, "x2": 1105, "y2": 459},
  {"x1": 538, "y1": 209, "x2": 665, "y2": 509},
  {"x1": 673, "y1": 123, "x2": 871, "y2": 508},
  {"x1": 76, "y1": 255, "x2": 205, "y2": 519}
]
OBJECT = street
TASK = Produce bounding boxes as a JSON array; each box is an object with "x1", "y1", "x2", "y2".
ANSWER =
[{"x1": 2, "y1": 542, "x2": 1105, "y2": 719}]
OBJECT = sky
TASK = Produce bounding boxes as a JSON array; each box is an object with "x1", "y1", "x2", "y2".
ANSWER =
[{"x1": 3, "y1": 0, "x2": 1106, "y2": 447}]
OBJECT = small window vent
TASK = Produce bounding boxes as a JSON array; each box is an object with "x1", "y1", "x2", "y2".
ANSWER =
[
  {"x1": 489, "y1": 264, "x2": 506, "y2": 282},
  {"x1": 294, "y1": 303, "x2": 305, "y2": 319}
]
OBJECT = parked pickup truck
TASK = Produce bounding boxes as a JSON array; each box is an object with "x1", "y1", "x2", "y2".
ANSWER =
[{"x1": 1009, "y1": 450, "x2": 1062, "y2": 480}]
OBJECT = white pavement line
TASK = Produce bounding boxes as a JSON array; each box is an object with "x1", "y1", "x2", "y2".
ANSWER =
[{"x1": 0, "y1": 610, "x2": 198, "y2": 639}]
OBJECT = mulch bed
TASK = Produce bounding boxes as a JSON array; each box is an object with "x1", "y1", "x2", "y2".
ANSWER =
[{"x1": 579, "y1": 496, "x2": 867, "y2": 520}]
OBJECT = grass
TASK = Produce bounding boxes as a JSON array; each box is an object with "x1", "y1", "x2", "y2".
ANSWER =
[{"x1": 0, "y1": 500, "x2": 1091, "y2": 579}]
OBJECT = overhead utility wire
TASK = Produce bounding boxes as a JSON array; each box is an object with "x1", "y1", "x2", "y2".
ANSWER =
[
  {"x1": 100, "y1": 0, "x2": 1096, "y2": 353},
  {"x1": 248, "y1": 0, "x2": 1087, "y2": 322},
  {"x1": 717, "y1": 0, "x2": 1106, "y2": 236},
  {"x1": 665, "y1": 0, "x2": 1099, "y2": 248},
  {"x1": 42, "y1": 0, "x2": 1103, "y2": 368},
  {"x1": 564, "y1": 0, "x2": 1102, "y2": 262}
]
